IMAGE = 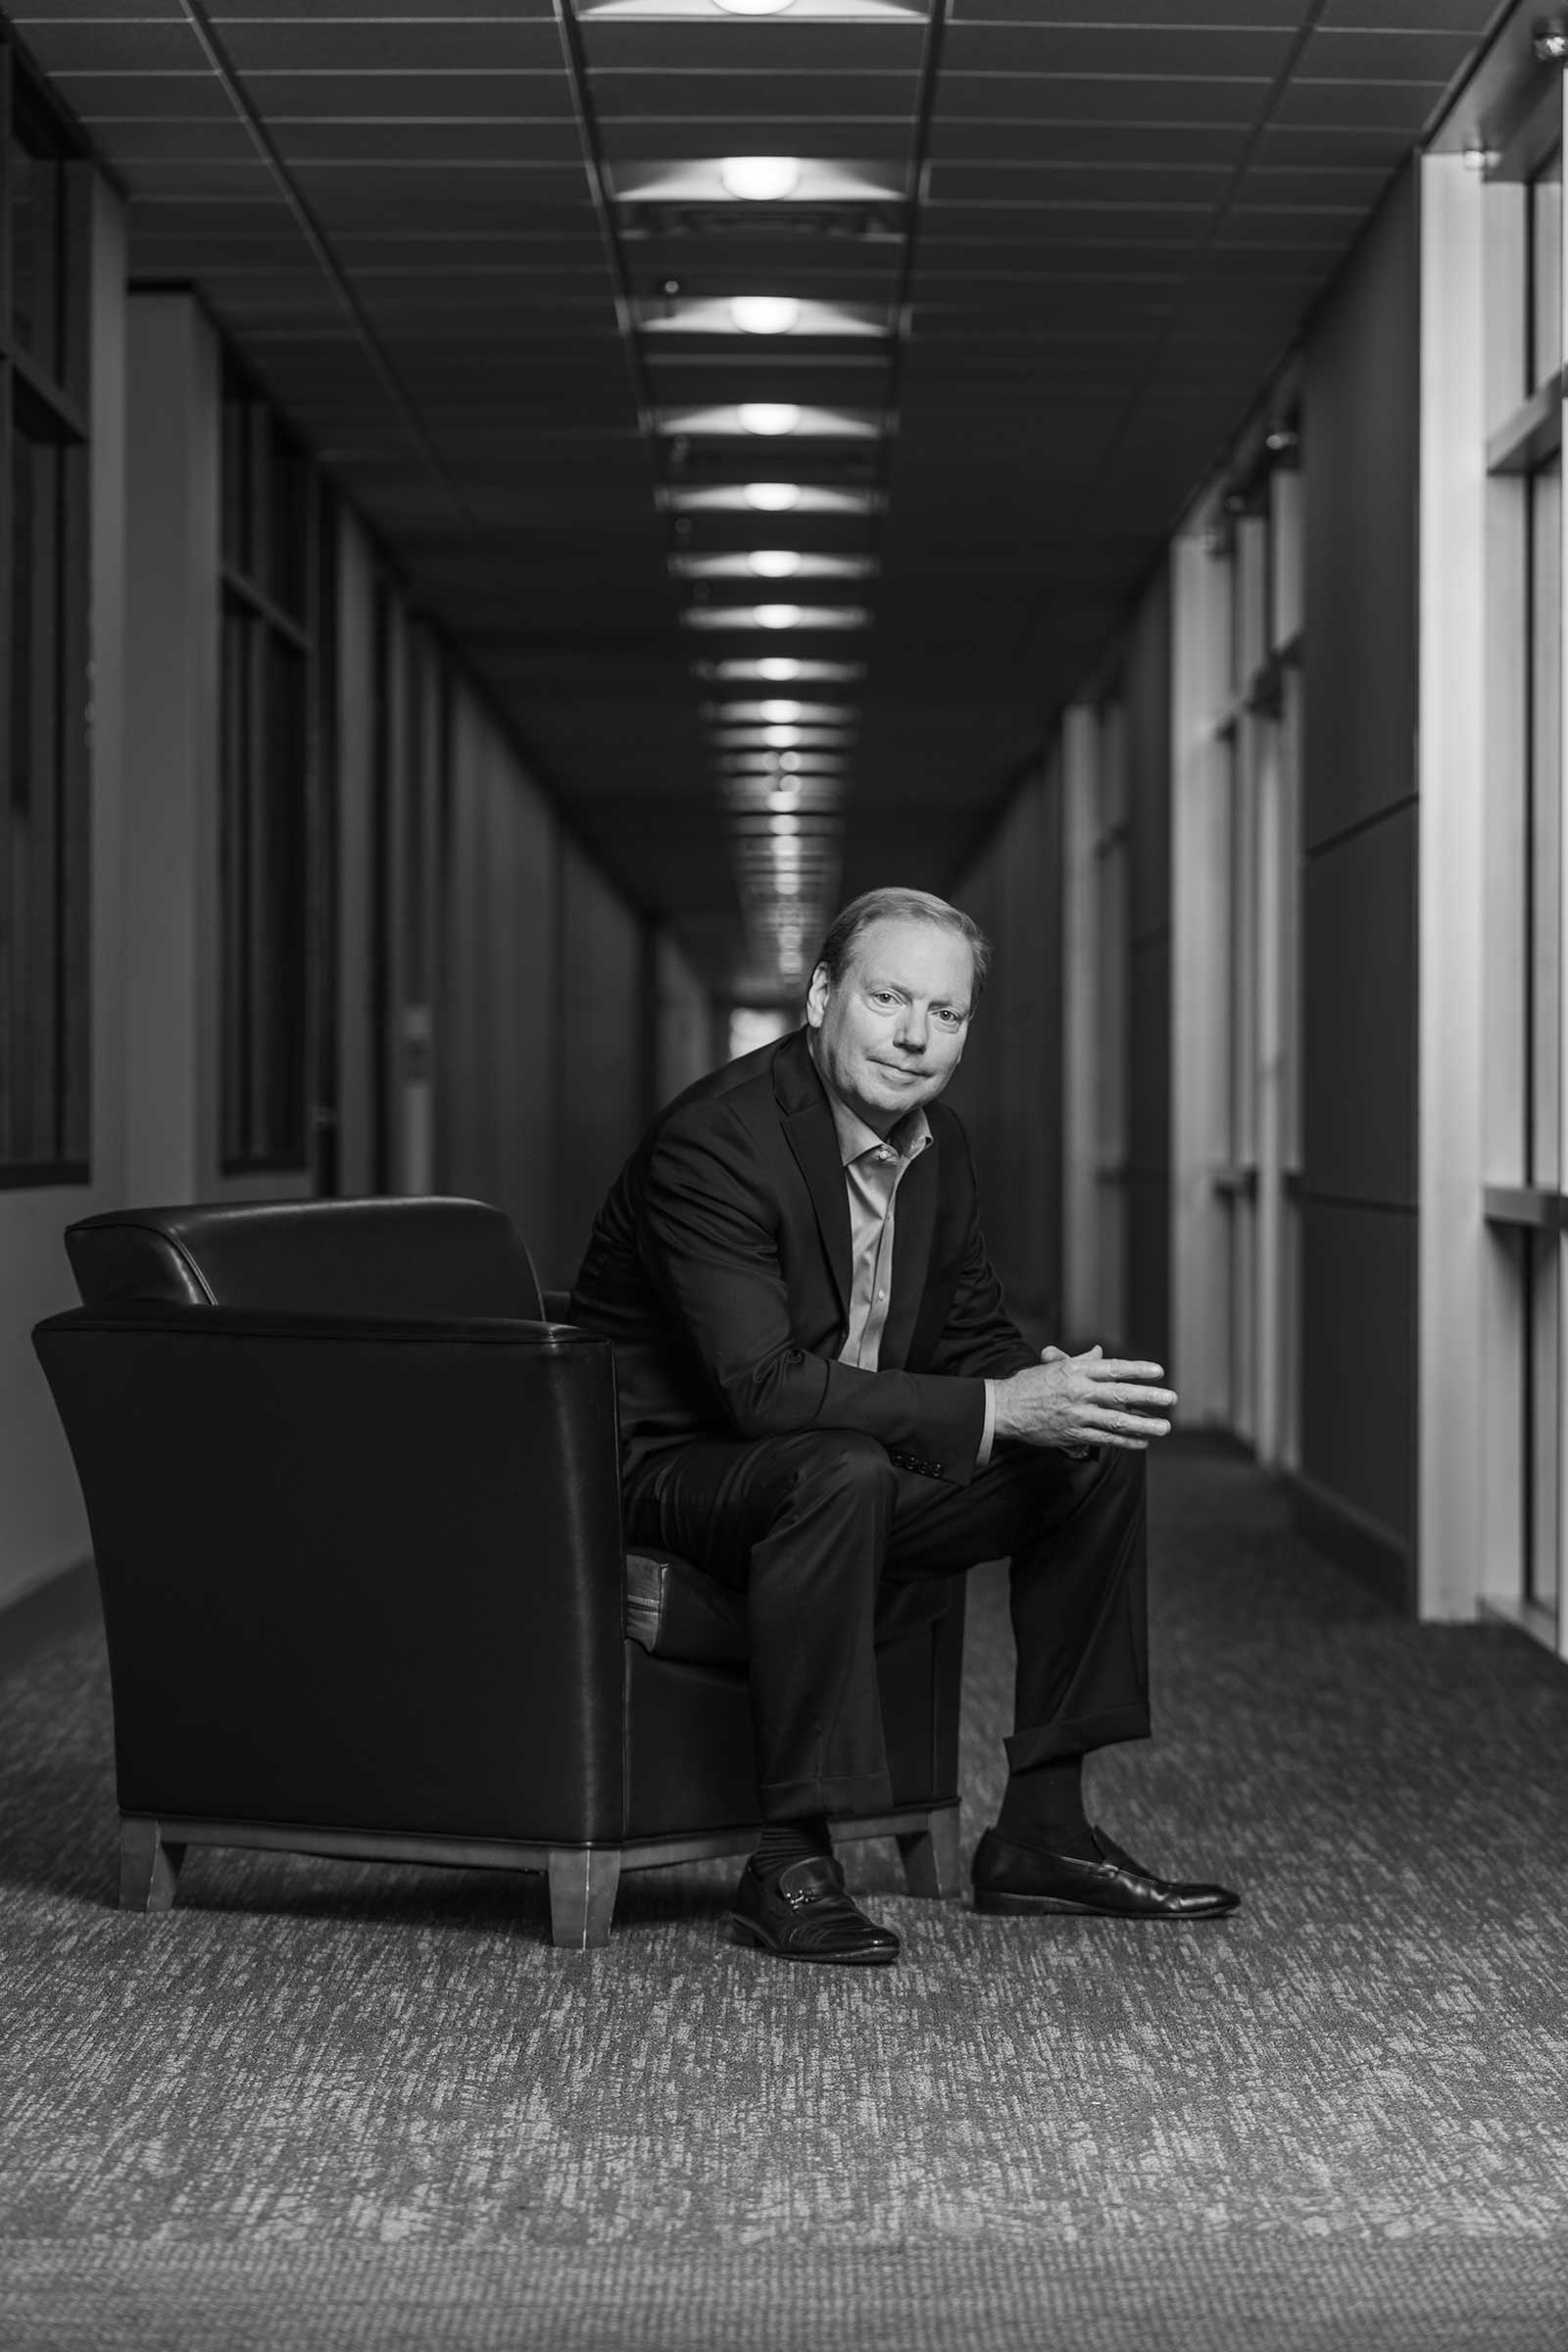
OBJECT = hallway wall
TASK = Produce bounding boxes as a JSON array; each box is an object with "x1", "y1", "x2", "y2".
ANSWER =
[
  {"x1": 1297, "y1": 170, "x2": 1421, "y2": 1607},
  {"x1": 951, "y1": 753, "x2": 1065, "y2": 1333},
  {"x1": 1, "y1": 259, "x2": 709, "y2": 1613}
]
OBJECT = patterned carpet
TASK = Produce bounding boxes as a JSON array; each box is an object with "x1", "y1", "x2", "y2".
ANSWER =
[{"x1": 3, "y1": 1442, "x2": 1567, "y2": 2348}]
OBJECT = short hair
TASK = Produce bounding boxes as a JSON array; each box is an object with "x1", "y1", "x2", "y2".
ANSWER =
[{"x1": 812, "y1": 887, "x2": 992, "y2": 1003}]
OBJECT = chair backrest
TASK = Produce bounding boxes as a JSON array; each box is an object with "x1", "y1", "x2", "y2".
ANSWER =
[{"x1": 64, "y1": 1197, "x2": 545, "y2": 1322}]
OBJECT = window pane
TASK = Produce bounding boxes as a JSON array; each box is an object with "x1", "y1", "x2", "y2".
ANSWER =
[
  {"x1": 10, "y1": 132, "x2": 65, "y2": 382},
  {"x1": 1529, "y1": 457, "x2": 1561, "y2": 1185},
  {"x1": 220, "y1": 609, "x2": 307, "y2": 1169},
  {"x1": 2, "y1": 413, "x2": 83, "y2": 1173},
  {"x1": 1531, "y1": 146, "x2": 1563, "y2": 394}
]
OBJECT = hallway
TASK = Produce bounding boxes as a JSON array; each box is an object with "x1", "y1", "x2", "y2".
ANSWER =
[{"x1": 4, "y1": 1444, "x2": 1565, "y2": 2349}]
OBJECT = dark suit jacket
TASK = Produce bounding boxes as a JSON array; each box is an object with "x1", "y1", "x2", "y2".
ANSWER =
[{"x1": 569, "y1": 1027, "x2": 1038, "y2": 1489}]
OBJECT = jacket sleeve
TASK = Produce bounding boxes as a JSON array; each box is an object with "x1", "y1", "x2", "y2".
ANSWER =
[{"x1": 638, "y1": 1099, "x2": 991, "y2": 1485}]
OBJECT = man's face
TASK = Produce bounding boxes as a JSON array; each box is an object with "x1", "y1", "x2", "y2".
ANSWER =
[{"x1": 806, "y1": 916, "x2": 976, "y2": 1136}]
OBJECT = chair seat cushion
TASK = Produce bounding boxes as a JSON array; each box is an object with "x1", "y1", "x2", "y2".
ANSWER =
[{"x1": 624, "y1": 1549, "x2": 949, "y2": 1668}]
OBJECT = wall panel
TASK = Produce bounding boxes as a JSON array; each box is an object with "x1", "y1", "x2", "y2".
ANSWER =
[
  {"x1": 1298, "y1": 1198, "x2": 1416, "y2": 1579},
  {"x1": 437, "y1": 679, "x2": 558, "y2": 1261},
  {"x1": 1123, "y1": 564, "x2": 1174, "y2": 1364},
  {"x1": 555, "y1": 836, "x2": 646, "y2": 1289},
  {"x1": 1301, "y1": 807, "x2": 1418, "y2": 1208},
  {"x1": 1296, "y1": 172, "x2": 1422, "y2": 1593},
  {"x1": 1301, "y1": 167, "x2": 1419, "y2": 854}
]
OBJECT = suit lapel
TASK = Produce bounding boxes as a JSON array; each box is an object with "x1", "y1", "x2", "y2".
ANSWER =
[
  {"x1": 880, "y1": 1140, "x2": 938, "y2": 1370},
  {"x1": 776, "y1": 1034, "x2": 853, "y2": 1320}
]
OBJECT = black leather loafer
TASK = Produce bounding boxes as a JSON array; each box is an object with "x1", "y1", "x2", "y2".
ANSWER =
[
  {"x1": 971, "y1": 1826, "x2": 1240, "y2": 1921},
  {"x1": 730, "y1": 1853, "x2": 901, "y2": 1966}
]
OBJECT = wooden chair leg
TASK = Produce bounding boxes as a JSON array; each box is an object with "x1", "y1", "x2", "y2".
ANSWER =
[
  {"x1": 546, "y1": 1848, "x2": 621, "y2": 1949},
  {"x1": 119, "y1": 1818, "x2": 184, "y2": 1913},
  {"x1": 898, "y1": 1807, "x2": 963, "y2": 1900}
]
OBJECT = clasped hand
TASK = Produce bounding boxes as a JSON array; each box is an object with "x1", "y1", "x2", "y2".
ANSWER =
[{"x1": 992, "y1": 1343, "x2": 1176, "y2": 1453}]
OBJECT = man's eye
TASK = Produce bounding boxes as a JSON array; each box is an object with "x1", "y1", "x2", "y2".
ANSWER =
[
  {"x1": 869, "y1": 991, "x2": 895, "y2": 1005},
  {"x1": 936, "y1": 1009, "x2": 962, "y2": 1026}
]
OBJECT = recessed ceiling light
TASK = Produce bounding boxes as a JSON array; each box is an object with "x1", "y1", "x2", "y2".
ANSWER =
[
  {"x1": 756, "y1": 605, "x2": 802, "y2": 628},
  {"x1": 719, "y1": 156, "x2": 803, "y2": 202},
  {"x1": 713, "y1": 0, "x2": 796, "y2": 14},
  {"x1": 748, "y1": 550, "x2": 801, "y2": 578},
  {"x1": 759, "y1": 700, "x2": 804, "y2": 721},
  {"x1": 730, "y1": 295, "x2": 803, "y2": 335},
  {"x1": 744, "y1": 483, "x2": 802, "y2": 513},
  {"x1": 758, "y1": 656, "x2": 801, "y2": 680},
  {"x1": 738, "y1": 403, "x2": 801, "y2": 437},
  {"x1": 763, "y1": 725, "x2": 802, "y2": 747}
]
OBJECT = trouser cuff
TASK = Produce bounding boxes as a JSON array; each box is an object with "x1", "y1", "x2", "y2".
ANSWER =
[
  {"x1": 1004, "y1": 1703, "x2": 1152, "y2": 1774},
  {"x1": 759, "y1": 1770, "x2": 896, "y2": 1824}
]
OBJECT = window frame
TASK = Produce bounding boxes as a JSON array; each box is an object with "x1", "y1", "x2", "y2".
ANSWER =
[{"x1": 0, "y1": 45, "x2": 92, "y2": 1190}]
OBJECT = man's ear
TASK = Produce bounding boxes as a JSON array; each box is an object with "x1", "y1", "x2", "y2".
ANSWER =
[{"x1": 805, "y1": 964, "x2": 830, "y2": 1030}]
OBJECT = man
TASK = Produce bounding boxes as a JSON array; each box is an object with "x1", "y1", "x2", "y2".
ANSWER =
[{"x1": 570, "y1": 887, "x2": 1238, "y2": 1966}]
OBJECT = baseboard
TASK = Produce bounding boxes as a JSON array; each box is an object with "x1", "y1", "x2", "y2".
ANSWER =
[
  {"x1": 0, "y1": 1557, "x2": 100, "y2": 1679},
  {"x1": 1282, "y1": 1471, "x2": 1411, "y2": 1614}
]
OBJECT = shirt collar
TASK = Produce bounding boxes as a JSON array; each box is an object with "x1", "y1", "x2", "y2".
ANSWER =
[{"x1": 810, "y1": 1044, "x2": 932, "y2": 1169}]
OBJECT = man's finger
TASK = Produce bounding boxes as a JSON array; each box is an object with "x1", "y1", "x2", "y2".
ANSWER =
[
  {"x1": 1087, "y1": 1358, "x2": 1164, "y2": 1381},
  {"x1": 1089, "y1": 1410, "x2": 1171, "y2": 1438},
  {"x1": 1107, "y1": 1384, "x2": 1177, "y2": 1409}
]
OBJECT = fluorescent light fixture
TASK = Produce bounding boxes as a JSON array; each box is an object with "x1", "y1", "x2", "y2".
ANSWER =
[
  {"x1": 693, "y1": 659, "x2": 864, "y2": 685},
  {"x1": 758, "y1": 605, "x2": 802, "y2": 629},
  {"x1": 730, "y1": 296, "x2": 803, "y2": 335},
  {"x1": 760, "y1": 700, "x2": 803, "y2": 721},
  {"x1": 763, "y1": 725, "x2": 802, "y2": 746},
  {"x1": 714, "y1": 0, "x2": 797, "y2": 12},
  {"x1": 748, "y1": 550, "x2": 801, "y2": 579},
  {"x1": 665, "y1": 485, "x2": 879, "y2": 519},
  {"x1": 769, "y1": 815, "x2": 802, "y2": 835},
  {"x1": 720, "y1": 156, "x2": 802, "y2": 202},
  {"x1": 739, "y1": 404, "x2": 800, "y2": 436}
]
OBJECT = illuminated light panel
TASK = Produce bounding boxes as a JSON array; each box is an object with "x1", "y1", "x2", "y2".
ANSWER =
[
  {"x1": 656, "y1": 407, "x2": 878, "y2": 441},
  {"x1": 611, "y1": 158, "x2": 906, "y2": 204},
  {"x1": 731, "y1": 295, "x2": 802, "y2": 334},
  {"x1": 701, "y1": 703, "x2": 857, "y2": 724},
  {"x1": 693, "y1": 659, "x2": 865, "y2": 685},
  {"x1": 683, "y1": 606, "x2": 871, "y2": 631},
  {"x1": 662, "y1": 485, "x2": 879, "y2": 519},
  {"x1": 720, "y1": 155, "x2": 802, "y2": 201},
  {"x1": 748, "y1": 483, "x2": 801, "y2": 512},
  {"x1": 675, "y1": 554, "x2": 874, "y2": 583},
  {"x1": 739, "y1": 404, "x2": 800, "y2": 437}
]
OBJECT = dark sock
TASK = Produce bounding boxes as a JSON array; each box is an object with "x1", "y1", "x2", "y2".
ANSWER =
[
  {"x1": 995, "y1": 1756, "x2": 1098, "y2": 1859},
  {"x1": 753, "y1": 1817, "x2": 833, "y2": 1877}
]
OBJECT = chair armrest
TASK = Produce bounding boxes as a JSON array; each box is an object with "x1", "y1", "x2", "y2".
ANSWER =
[
  {"x1": 32, "y1": 1300, "x2": 631, "y2": 1844},
  {"x1": 33, "y1": 1299, "x2": 583, "y2": 1348}
]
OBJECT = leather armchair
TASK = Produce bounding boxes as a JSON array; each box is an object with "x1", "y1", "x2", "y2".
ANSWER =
[{"x1": 32, "y1": 1197, "x2": 965, "y2": 1947}]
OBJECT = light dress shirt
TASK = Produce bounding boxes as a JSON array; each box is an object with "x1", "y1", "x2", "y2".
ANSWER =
[{"x1": 816, "y1": 1070, "x2": 997, "y2": 1470}]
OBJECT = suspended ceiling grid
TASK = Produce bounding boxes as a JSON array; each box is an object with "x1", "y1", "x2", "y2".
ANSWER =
[{"x1": 10, "y1": 0, "x2": 1506, "y2": 990}]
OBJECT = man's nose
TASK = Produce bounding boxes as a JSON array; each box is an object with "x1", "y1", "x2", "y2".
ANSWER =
[{"x1": 894, "y1": 1004, "x2": 929, "y2": 1053}]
